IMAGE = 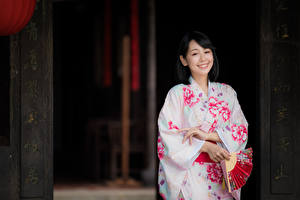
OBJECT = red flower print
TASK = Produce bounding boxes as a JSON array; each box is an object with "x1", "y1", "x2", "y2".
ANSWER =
[
  {"x1": 206, "y1": 163, "x2": 223, "y2": 184},
  {"x1": 219, "y1": 106, "x2": 231, "y2": 122},
  {"x1": 209, "y1": 107, "x2": 218, "y2": 118},
  {"x1": 209, "y1": 120, "x2": 218, "y2": 132},
  {"x1": 209, "y1": 96, "x2": 219, "y2": 105},
  {"x1": 208, "y1": 96, "x2": 231, "y2": 121},
  {"x1": 238, "y1": 124, "x2": 248, "y2": 142},
  {"x1": 218, "y1": 100, "x2": 228, "y2": 108},
  {"x1": 157, "y1": 136, "x2": 165, "y2": 160},
  {"x1": 168, "y1": 121, "x2": 179, "y2": 130},
  {"x1": 231, "y1": 124, "x2": 248, "y2": 144},
  {"x1": 183, "y1": 87, "x2": 200, "y2": 108},
  {"x1": 208, "y1": 97, "x2": 222, "y2": 118},
  {"x1": 231, "y1": 124, "x2": 238, "y2": 140}
]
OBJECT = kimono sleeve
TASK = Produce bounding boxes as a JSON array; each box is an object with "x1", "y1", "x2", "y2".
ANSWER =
[
  {"x1": 215, "y1": 86, "x2": 248, "y2": 153},
  {"x1": 157, "y1": 86, "x2": 204, "y2": 170}
]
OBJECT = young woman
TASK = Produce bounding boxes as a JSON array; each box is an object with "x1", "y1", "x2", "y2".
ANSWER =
[{"x1": 157, "y1": 31, "x2": 248, "y2": 199}]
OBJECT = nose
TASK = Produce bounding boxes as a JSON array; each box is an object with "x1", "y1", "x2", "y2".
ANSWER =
[{"x1": 199, "y1": 52, "x2": 206, "y2": 62}]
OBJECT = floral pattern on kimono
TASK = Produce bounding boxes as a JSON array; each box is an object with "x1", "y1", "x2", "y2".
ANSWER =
[{"x1": 158, "y1": 76, "x2": 248, "y2": 200}]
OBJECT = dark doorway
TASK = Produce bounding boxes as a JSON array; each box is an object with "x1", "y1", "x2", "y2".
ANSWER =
[
  {"x1": 0, "y1": 36, "x2": 10, "y2": 146},
  {"x1": 156, "y1": 0, "x2": 258, "y2": 199},
  {"x1": 53, "y1": 0, "x2": 149, "y2": 185},
  {"x1": 53, "y1": 1, "x2": 95, "y2": 182}
]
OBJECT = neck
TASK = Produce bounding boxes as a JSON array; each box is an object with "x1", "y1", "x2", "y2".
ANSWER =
[
  {"x1": 191, "y1": 74, "x2": 209, "y2": 95},
  {"x1": 192, "y1": 75, "x2": 208, "y2": 89}
]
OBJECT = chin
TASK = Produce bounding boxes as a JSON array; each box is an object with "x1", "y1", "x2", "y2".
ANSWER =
[
  {"x1": 192, "y1": 72, "x2": 210, "y2": 78},
  {"x1": 197, "y1": 69, "x2": 211, "y2": 76}
]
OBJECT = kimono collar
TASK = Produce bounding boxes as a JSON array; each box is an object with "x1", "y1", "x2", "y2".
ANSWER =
[{"x1": 188, "y1": 76, "x2": 211, "y2": 97}]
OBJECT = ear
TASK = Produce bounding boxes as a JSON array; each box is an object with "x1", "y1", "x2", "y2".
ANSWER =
[{"x1": 180, "y1": 55, "x2": 188, "y2": 66}]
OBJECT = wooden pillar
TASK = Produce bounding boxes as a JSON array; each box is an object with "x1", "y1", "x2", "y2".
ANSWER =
[
  {"x1": 260, "y1": 0, "x2": 300, "y2": 199},
  {"x1": 0, "y1": 0, "x2": 52, "y2": 199},
  {"x1": 18, "y1": 0, "x2": 53, "y2": 199},
  {"x1": 142, "y1": 0, "x2": 157, "y2": 186},
  {"x1": 122, "y1": 36, "x2": 131, "y2": 181}
]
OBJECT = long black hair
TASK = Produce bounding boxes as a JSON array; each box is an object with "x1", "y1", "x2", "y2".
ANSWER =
[{"x1": 176, "y1": 31, "x2": 219, "y2": 84}]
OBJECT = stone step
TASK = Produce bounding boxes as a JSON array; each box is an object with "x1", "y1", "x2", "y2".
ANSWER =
[{"x1": 54, "y1": 188, "x2": 156, "y2": 200}]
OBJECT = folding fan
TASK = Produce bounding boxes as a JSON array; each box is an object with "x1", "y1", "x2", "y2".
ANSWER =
[{"x1": 220, "y1": 148, "x2": 253, "y2": 199}]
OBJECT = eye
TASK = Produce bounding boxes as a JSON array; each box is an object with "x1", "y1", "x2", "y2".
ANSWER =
[
  {"x1": 192, "y1": 53, "x2": 198, "y2": 56},
  {"x1": 204, "y1": 50, "x2": 211, "y2": 54}
]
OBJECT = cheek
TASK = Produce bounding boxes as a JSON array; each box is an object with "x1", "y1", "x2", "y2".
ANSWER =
[
  {"x1": 207, "y1": 55, "x2": 214, "y2": 64},
  {"x1": 187, "y1": 56, "x2": 198, "y2": 65}
]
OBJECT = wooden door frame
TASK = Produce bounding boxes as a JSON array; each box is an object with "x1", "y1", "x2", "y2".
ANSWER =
[
  {"x1": 259, "y1": 0, "x2": 300, "y2": 199},
  {"x1": 8, "y1": 0, "x2": 53, "y2": 199}
]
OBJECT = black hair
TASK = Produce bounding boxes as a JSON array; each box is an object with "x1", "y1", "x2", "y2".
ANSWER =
[{"x1": 176, "y1": 31, "x2": 219, "y2": 84}]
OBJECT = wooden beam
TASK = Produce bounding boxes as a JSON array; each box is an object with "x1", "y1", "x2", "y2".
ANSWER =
[{"x1": 122, "y1": 35, "x2": 131, "y2": 181}]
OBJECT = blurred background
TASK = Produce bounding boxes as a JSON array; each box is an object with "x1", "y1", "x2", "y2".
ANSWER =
[{"x1": 51, "y1": 0, "x2": 258, "y2": 199}]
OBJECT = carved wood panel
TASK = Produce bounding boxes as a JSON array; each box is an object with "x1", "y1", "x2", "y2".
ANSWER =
[
  {"x1": 0, "y1": 0, "x2": 53, "y2": 199},
  {"x1": 19, "y1": 0, "x2": 53, "y2": 199},
  {"x1": 260, "y1": 0, "x2": 300, "y2": 199}
]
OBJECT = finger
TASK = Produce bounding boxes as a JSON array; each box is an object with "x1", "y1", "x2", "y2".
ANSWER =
[
  {"x1": 189, "y1": 136, "x2": 192, "y2": 145},
  {"x1": 222, "y1": 150, "x2": 230, "y2": 159},
  {"x1": 210, "y1": 155, "x2": 217, "y2": 162},
  {"x1": 223, "y1": 151, "x2": 230, "y2": 160},
  {"x1": 219, "y1": 152, "x2": 228, "y2": 160},
  {"x1": 182, "y1": 135, "x2": 187, "y2": 144},
  {"x1": 217, "y1": 155, "x2": 223, "y2": 162},
  {"x1": 207, "y1": 153, "x2": 216, "y2": 162},
  {"x1": 185, "y1": 130, "x2": 194, "y2": 138},
  {"x1": 182, "y1": 133, "x2": 191, "y2": 144},
  {"x1": 187, "y1": 129, "x2": 199, "y2": 136},
  {"x1": 216, "y1": 153, "x2": 225, "y2": 161},
  {"x1": 177, "y1": 128, "x2": 190, "y2": 133},
  {"x1": 213, "y1": 156, "x2": 220, "y2": 162},
  {"x1": 223, "y1": 149, "x2": 230, "y2": 156}
]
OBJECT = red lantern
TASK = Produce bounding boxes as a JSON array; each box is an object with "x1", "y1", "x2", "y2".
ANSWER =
[{"x1": 0, "y1": 0, "x2": 36, "y2": 36}]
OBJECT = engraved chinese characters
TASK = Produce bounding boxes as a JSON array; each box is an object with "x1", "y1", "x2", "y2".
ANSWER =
[
  {"x1": 269, "y1": 0, "x2": 299, "y2": 194},
  {"x1": 20, "y1": 0, "x2": 52, "y2": 197}
]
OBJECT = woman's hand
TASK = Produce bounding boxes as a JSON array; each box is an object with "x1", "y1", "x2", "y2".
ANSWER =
[
  {"x1": 178, "y1": 127, "x2": 208, "y2": 145},
  {"x1": 201, "y1": 142, "x2": 230, "y2": 162}
]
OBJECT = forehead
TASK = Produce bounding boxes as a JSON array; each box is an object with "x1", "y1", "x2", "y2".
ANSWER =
[{"x1": 188, "y1": 40, "x2": 207, "y2": 51}]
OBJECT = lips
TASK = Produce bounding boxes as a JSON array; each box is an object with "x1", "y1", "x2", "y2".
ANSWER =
[
  {"x1": 198, "y1": 63, "x2": 209, "y2": 68},
  {"x1": 199, "y1": 65, "x2": 208, "y2": 68}
]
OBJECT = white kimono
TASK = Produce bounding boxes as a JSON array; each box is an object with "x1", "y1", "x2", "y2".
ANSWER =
[{"x1": 157, "y1": 76, "x2": 248, "y2": 200}]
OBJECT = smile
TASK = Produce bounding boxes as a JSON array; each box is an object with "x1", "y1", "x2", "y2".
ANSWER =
[{"x1": 198, "y1": 64, "x2": 209, "y2": 69}]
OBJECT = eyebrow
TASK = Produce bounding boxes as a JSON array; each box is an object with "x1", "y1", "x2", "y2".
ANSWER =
[{"x1": 191, "y1": 49, "x2": 199, "y2": 51}]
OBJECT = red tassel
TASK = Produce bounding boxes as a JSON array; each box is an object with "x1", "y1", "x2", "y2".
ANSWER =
[{"x1": 130, "y1": 0, "x2": 140, "y2": 91}]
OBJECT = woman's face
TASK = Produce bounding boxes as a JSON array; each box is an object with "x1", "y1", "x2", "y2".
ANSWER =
[{"x1": 180, "y1": 40, "x2": 214, "y2": 78}]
